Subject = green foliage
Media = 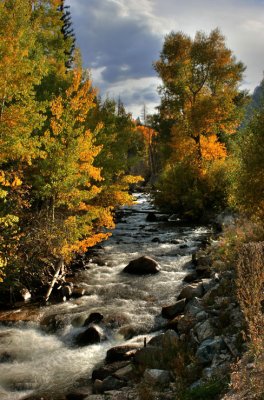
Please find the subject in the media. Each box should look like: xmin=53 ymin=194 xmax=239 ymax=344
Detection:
xmin=88 ymin=97 xmax=144 ymax=207
xmin=181 ymin=379 xmax=228 ymax=400
xmin=229 ymin=103 xmax=264 ymax=221
xmin=154 ymin=158 xmax=228 ymax=219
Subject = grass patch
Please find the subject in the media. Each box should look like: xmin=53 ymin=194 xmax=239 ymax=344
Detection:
xmin=181 ymin=378 xmax=229 ymax=400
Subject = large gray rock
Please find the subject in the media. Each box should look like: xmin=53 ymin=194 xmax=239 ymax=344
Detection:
xmin=123 ymin=256 xmax=160 ymax=275
xmin=195 ymin=319 xmax=215 ymax=342
xmin=178 ymin=283 xmax=204 ymax=301
xmin=75 ymin=326 xmax=101 ymax=346
xmin=196 ymin=337 xmax=225 ymax=365
xmin=184 ymin=297 xmax=204 ymax=316
xmin=162 ymin=299 xmax=186 ymax=319
xmin=113 ymin=363 xmax=135 ymax=381
xmin=148 ymin=330 xmax=179 ymax=348
xmin=143 ymin=369 xmax=171 ymax=386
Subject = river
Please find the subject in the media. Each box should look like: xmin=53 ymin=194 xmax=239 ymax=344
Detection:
xmin=0 ymin=193 xmax=211 ymax=399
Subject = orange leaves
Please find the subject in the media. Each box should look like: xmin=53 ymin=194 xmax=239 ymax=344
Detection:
xmin=170 ymin=125 xmax=196 ymax=162
xmin=201 ymin=134 xmax=227 ymax=161
xmin=121 ymin=175 xmax=144 ymax=185
xmin=136 ymin=125 xmax=157 ymax=145
xmin=62 ymin=233 xmax=111 ymax=258
xmin=66 ymin=70 xmax=95 ymax=120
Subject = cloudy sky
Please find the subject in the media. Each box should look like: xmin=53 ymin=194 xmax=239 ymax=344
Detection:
xmin=66 ymin=0 xmax=264 ymax=118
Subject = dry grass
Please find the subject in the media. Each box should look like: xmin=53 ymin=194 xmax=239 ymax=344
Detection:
xmin=236 ymin=242 xmax=264 ymax=350
xmin=222 ymin=352 xmax=264 ymax=400
xmin=221 ymin=241 xmax=264 ymax=400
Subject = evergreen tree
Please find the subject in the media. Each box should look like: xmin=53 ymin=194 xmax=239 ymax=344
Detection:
xmin=58 ymin=0 xmax=76 ymax=68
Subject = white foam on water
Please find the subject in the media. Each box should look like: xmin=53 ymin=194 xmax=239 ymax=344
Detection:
xmin=0 ymin=193 xmax=211 ymax=399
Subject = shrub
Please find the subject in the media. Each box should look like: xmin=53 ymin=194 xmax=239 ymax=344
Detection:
xmin=229 ymin=106 xmax=264 ymax=221
xmin=154 ymin=158 xmax=228 ymax=219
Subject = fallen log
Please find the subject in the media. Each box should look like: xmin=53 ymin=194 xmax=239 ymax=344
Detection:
xmin=45 ymin=259 xmax=64 ymax=303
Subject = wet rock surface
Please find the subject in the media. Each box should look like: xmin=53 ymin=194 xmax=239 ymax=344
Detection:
xmin=161 ymin=299 xmax=186 ymax=319
xmin=74 ymin=326 xmax=102 ymax=346
xmin=106 ymin=344 xmax=142 ymax=363
xmin=123 ymin=255 xmax=160 ymax=275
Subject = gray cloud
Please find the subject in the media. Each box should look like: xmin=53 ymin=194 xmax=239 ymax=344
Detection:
xmin=67 ymin=0 xmax=162 ymax=84
xmin=66 ymin=0 xmax=264 ymax=117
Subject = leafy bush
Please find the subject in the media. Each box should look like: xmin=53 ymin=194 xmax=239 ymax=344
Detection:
xmin=229 ymin=105 xmax=264 ymax=221
xmin=154 ymin=159 xmax=228 ymax=219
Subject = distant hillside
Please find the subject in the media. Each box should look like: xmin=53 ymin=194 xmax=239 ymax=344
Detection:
xmin=246 ymin=77 xmax=264 ymax=121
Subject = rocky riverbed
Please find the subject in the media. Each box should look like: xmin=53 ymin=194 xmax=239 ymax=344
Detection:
xmin=0 ymin=193 xmax=245 ymax=400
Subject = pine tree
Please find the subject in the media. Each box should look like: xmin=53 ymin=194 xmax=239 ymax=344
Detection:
xmin=58 ymin=0 xmax=76 ymax=68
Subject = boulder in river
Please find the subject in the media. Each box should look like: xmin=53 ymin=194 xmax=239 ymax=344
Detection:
xmin=71 ymin=287 xmax=86 ymax=298
xmin=84 ymin=312 xmax=104 ymax=326
xmin=106 ymin=344 xmax=142 ymax=363
xmin=0 ymin=351 xmax=12 ymax=363
xmin=75 ymin=326 xmax=101 ymax=346
xmin=146 ymin=212 xmax=158 ymax=222
xmin=123 ymin=256 xmax=160 ymax=275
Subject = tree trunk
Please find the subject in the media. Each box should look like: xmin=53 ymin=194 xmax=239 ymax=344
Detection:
xmin=44 ymin=258 xmax=64 ymax=302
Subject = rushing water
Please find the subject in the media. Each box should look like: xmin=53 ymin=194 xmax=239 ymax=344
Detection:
xmin=0 ymin=193 xmax=211 ymax=400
